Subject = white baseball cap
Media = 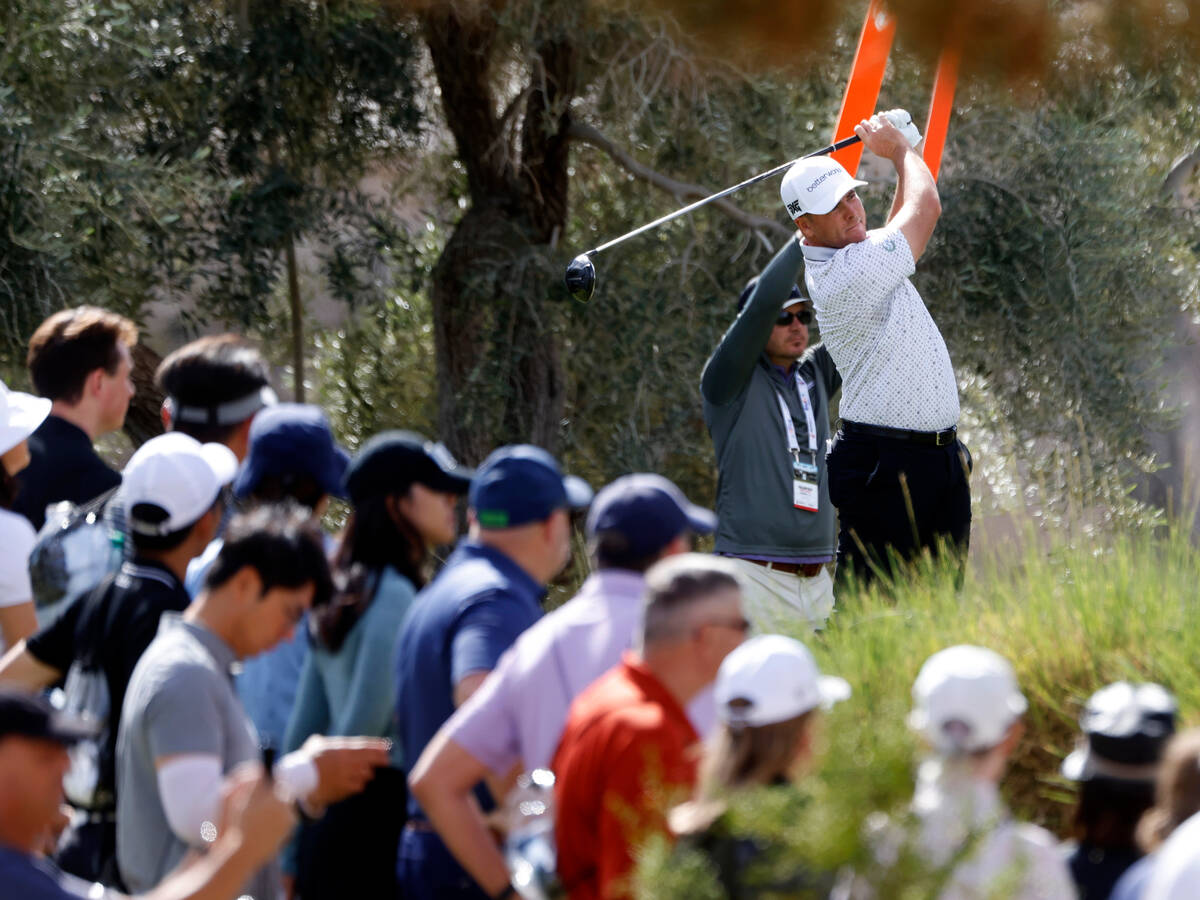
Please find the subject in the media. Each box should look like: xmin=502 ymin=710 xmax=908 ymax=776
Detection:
xmin=780 ymin=157 xmax=868 ymax=218
xmin=908 ymin=645 xmax=1028 ymax=754
xmin=120 ymin=432 xmax=238 ymax=536
xmin=715 ymin=634 xmax=851 ymax=728
xmin=0 ymin=380 xmax=51 ymax=456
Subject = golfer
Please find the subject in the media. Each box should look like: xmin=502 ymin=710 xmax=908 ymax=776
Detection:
xmin=781 ymin=110 xmax=970 ymax=586
xmin=701 ymin=248 xmax=840 ymax=630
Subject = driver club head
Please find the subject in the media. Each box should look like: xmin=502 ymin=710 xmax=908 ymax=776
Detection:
xmin=564 ymin=253 xmax=596 ymax=303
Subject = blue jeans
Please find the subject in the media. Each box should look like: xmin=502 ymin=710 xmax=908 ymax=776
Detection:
xmin=397 ymin=826 xmax=490 ymax=900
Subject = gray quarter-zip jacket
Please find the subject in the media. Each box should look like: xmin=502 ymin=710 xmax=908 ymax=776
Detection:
xmin=701 ymin=237 xmax=841 ymax=559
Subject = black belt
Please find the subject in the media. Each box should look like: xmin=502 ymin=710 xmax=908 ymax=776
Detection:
xmin=841 ymin=420 xmax=958 ymax=447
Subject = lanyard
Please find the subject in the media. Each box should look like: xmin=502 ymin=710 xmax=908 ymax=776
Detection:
xmin=775 ymin=372 xmax=818 ymax=458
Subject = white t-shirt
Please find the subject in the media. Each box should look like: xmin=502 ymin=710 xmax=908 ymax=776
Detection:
xmin=800 ymin=226 xmax=960 ymax=432
xmin=0 ymin=508 xmax=37 ymax=652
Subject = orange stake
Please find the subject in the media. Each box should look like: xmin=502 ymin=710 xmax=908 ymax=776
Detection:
xmin=831 ymin=0 xmax=897 ymax=175
xmin=922 ymin=35 xmax=961 ymax=182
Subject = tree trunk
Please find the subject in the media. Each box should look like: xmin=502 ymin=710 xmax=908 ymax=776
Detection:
xmin=285 ymin=235 xmax=305 ymax=402
xmin=421 ymin=4 xmax=576 ymax=464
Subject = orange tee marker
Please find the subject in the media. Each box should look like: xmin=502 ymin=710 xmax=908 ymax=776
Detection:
xmin=922 ymin=36 xmax=961 ymax=182
xmin=831 ymin=0 xmax=897 ymax=176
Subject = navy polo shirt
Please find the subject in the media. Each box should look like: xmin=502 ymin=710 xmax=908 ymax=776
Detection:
xmin=14 ymin=415 xmax=121 ymax=531
xmin=395 ymin=537 xmax=544 ymax=818
xmin=0 ymin=845 xmax=119 ymax=899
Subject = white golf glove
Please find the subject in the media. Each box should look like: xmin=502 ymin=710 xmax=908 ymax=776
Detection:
xmin=882 ymin=108 xmax=922 ymax=148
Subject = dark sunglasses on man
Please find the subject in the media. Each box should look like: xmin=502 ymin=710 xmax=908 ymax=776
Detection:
xmin=776 ymin=308 xmax=813 ymax=327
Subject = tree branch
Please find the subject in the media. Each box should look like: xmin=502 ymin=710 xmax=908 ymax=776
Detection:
xmin=567 ymin=121 xmax=790 ymax=241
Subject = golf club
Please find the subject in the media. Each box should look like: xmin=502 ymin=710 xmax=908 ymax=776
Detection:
xmin=564 ymin=133 xmax=863 ymax=303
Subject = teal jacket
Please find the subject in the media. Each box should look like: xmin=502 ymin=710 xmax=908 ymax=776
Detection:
xmin=701 ymin=238 xmax=841 ymax=559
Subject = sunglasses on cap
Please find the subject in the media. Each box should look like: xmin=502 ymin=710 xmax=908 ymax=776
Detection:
xmin=776 ymin=309 xmax=813 ymax=327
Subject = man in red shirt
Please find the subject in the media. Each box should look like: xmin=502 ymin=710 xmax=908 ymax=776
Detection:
xmin=553 ymin=554 xmax=748 ymax=900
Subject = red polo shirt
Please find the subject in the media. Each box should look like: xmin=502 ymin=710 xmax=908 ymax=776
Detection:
xmin=552 ymin=653 xmax=700 ymax=900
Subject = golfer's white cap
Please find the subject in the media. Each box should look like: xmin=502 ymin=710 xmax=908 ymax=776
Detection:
xmin=908 ymin=645 xmax=1028 ymax=754
xmin=781 ymin=157 xmax=868 ymax=218
xmin=715 ymin=634 xmax=850 ymax=728
xmin=120 ymin=432 xmax=238 ymax=536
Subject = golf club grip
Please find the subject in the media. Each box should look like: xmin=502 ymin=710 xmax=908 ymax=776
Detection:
xmin=805 ymin=134 xmax=863 ymax=158
xmin=587 ymin=134 xmax=864 ymax=257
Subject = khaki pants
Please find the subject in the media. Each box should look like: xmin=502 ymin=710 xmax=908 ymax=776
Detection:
xmin=730 ymin=558 xmax=835 ymax=632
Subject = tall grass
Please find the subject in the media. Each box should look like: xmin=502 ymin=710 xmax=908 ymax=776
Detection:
xmin=637 ymin=522 xmax=1200 ymax=896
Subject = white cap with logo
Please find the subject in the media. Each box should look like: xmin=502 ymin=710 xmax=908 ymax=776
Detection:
xmin=715 ymin=634 xmax=851 ymax=728
xmin=908 ymin=645 xmax=1028 ymax=754
xmin=120 ymin=432 xmax=238 ymax=536
xmin=781 ymin=157 xmax=869 ymax=218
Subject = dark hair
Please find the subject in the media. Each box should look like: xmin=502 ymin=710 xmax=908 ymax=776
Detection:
xmin=247 ymin=473 xmax=326 ymax=511
xmin=155 ymin=335 xmax=271 ymax=444
xmin=26 ymin=306 xmax=138 ymax=403
xmin=591 ymin=529 xmax=687 ymax=574
xmin=127 ymin=499 xmax=214 ymax=553
xmin=0 ymin=469 xmax=18 ymax=510
xmin=312 ymin=493 xmax=425 ymax=652
xmin=203 ymin=503 xmax=332 ymax=607
xmin=1072 ymin=778 xmax=1156 ymax=848
xmin=1137 ymin=729 xmax=1200 ymax=851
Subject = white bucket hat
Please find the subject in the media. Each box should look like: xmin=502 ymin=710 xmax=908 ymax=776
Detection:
xmin=0 ymin=380 xmax=52 ymax=457
xmin=908 ymin=645 xmax=1028 ymax=754
xmin=781 ymin=157 xmax=868 ymax=218
xmin=119 ymin=432 xmax=238 ymax=536
xmin=715 ymin=634 xmax=850 ymax=728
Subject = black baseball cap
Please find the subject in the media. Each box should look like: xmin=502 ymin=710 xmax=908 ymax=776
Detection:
xmin=0 ymin=689 xmax=96 ymax=745
xmin=737 ymin=277 xmax=806 ymax=314
xmin=343 ymin=430 xmax=474 ymax=504
xmin=586 ymin=474 xmax=716 ymax=557
xmin=1061 ymin=681 xmax=1177 ymax=782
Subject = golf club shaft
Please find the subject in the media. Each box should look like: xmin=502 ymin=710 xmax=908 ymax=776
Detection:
xmin=586 ymin=134 xmax=863 ymax=257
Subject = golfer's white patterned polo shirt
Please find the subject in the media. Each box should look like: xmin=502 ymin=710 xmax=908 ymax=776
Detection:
xmin=800 ymin=224 xmax=959 ymax=431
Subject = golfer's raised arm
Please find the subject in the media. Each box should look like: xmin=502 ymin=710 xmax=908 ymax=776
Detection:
xmin=856 ymin=114 xmax=941 ymax=261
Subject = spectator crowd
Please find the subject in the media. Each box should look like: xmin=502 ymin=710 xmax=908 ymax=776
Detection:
xmin=0 ymin=113 xmax=1195 ymax=900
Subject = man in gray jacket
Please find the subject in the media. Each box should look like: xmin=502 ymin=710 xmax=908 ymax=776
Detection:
xmin=701 ymin=238 xmax=841 ymax=630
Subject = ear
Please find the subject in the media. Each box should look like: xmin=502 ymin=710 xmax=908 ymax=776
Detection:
xmin=160 ymin=401 xmax=172 ymax=431
xmin=228 ymin=564 xmax=264 ymax=602
xmin=1000 ymin=719 xmax=1026 ymax=755
xmin=795 ymin=217 xmax=815 ymax=240
xmin=84 ymin=367 xmax=107 ymax=398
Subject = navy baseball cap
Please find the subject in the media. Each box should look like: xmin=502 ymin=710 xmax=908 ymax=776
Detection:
xmin=737 ymin=278 xmax=806 ymax=314
xmin=343 ymin=430 xmax=474 ymax=504
xmin=469 ymin=444 xmax=593 ymax=529
xmin=0 ymin=689 xmax=96 ymax=745
xmin=233 ymin=403 xmax=350 ymax=500
xmin=586 ymin=474 xmax=716 ymax=557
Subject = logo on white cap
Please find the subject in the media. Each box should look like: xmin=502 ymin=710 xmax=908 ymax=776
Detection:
xmin=120 ymin=433 xmax=238 ymax=536
xmin=780 ymin=157 xmax=869 ymax=218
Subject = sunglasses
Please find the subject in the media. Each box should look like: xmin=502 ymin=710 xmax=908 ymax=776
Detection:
xmin=776 ymin=309 xmax=813 ymax=327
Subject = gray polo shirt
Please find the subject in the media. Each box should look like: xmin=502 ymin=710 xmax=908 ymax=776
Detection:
xmin=115 ymin=617 xmax=271 ymax=897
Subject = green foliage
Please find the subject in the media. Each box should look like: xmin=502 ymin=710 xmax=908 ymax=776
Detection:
xmin=0 ymin=0 xmax=212 ymax=367
xmin=636 ymin=522 xmax=1200 ymax=896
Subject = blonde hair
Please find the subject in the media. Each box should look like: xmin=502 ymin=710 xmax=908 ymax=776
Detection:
xmin=670 ymin=711 xmax=815 ymax=836
xmin=1137 ymin=728 xmax=1200 ymax=852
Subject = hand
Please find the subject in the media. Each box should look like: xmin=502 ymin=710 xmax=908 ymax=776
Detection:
xmin=880 ymin=108 xmax=922 ymax=148
xmin=853 ymin=114 xmax=912 ymax=164
xmin=303 ymin=735 xmax=391 ymax=810
xmin=217 ymin=763 xmax=297 ymax=867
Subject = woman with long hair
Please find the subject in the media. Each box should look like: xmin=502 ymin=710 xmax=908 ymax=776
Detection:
xmin=0 ymin=380 xmax=51 ymax=652
xmin=283 ymin=431 xmax=473 ymax=899
xmin=668 ymin=634 xmax=849 ymax=897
